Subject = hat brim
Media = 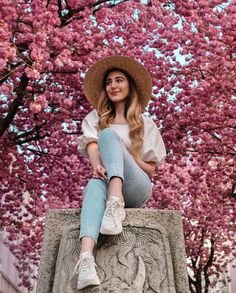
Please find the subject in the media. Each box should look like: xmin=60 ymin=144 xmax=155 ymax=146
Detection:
xmin=84 ymin=55 xmax=152 ymax=109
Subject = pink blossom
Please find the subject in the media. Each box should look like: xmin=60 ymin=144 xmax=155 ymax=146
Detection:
xmin=0 ymin=58 xmax=7 ymax=71
xmin=29 ymin=101 xmax=42 ymax=113
xmin=63 ymin=98 xmax=73 ymax=108
xmin=25 ymin=67 xmax=40 ymax=80
xmin=35 ymin=94 xmax=48 ymax=109
xmin=67 ymin=0 xmax=78 ymax=9
xmin=30 ymin=48 xmax=45 ymax=62
xmin=0 ymin=84 xmax=13 ymax=95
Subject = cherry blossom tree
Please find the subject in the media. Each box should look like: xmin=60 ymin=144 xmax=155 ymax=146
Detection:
xmin=0 ymin=0 xmax=235 ymax=292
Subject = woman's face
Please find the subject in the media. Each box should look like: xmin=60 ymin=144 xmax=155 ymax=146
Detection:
xmin=105 ymin=70 xmax=129 ymax=105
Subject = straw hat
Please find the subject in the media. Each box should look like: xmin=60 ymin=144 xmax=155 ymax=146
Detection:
xmin=83 ymin=55 xmax=152 ymax=109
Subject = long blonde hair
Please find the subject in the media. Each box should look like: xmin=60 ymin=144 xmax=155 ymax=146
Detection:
xmin=97 ymin=69 xmax=144 ymax=158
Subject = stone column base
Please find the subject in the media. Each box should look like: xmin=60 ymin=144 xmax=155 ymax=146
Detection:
xmin=36 ymin=209 xmax=189 ymax=293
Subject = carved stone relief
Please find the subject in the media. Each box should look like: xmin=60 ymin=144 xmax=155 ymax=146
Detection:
xmin=36 ymin=209 xmax=189 ymax=293
xmin=53 ymin=225 xmax=176 ymax=293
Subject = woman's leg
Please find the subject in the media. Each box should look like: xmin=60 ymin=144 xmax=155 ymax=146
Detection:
xmin=122 ymin=146 xmax=152 ymax=208
xmin=98 ymin=128 xmax=152 ymax=234
xmin=79 ymin=178 xmax=108 ymax=250
xmin=98 ymin=128 xmax=152 ymax=207
xmin=108 ymin=177 xmax=123 ymax=200
xmin=98 ymin=128 xmax=125 ymax=201
xmin=76 ymin=128 xmax=152 ymax=289
xmin=98 ymin=128 xmax=126 ymax=234
xmin=77 ymin=178 xmax=108 ymax=289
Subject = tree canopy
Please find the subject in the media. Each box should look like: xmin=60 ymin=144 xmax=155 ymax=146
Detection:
xmin=0 ymin=0 xmax=235 ymax=292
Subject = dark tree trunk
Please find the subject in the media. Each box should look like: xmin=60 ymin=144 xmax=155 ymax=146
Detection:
xmin=204 ymin=239 xmax=214 ymax=293
xmin=195 ymin=273 xmax=202 ymax=293
xmin=0 ymin=73 xmax=28 ymax=137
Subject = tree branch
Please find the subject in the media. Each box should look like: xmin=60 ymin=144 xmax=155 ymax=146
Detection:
xmin=17 ymin=133 xmax=50 ymax=145
xmin=0 ymin=73 xmax=28 ymax=137
xmin=10 ymin=123 xmax=47 ymax=141
xmin=60 ymin=0 xmax=130 ymax=26
xmin=27 ymin=147 xmax=48 ymax=156
xmin=188 ymin=275 xmax=196 ymax=293
xmin=203 ymin=238 xmax=214 ymax=293
xmin=205 ymin=129 xmax=236 ymax=154
xmin=0 ymin=62 xmax=23 ymax=84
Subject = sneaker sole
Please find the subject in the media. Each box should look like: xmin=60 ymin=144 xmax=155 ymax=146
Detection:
xmin=100 ymin=226 xmax=123 ymax=235
xmin=77 ymin=277 xmax=101 ymax=290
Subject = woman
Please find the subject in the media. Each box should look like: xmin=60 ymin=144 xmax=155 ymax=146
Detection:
xmin=75 ymin=55 xmax=166 ymax=290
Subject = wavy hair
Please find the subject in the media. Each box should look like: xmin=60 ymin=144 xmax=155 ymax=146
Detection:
xmin=97 ymin=69 xmax=144 ymax=158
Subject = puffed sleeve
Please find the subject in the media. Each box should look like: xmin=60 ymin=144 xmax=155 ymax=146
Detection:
xmin=77 ymin=110 xmax=99 ymax=158
xmin=141 ymin=114 xmax=166 ymax=167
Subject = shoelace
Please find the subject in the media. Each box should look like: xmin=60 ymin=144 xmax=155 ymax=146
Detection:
xmin=73 ymin=256 xmax=96 ymax=275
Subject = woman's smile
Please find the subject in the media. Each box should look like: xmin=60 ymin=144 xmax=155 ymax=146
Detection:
xmin=110 ymin=90 xmax=120 ymax=96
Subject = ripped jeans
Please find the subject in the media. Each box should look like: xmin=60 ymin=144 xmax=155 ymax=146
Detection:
xmin=79 ymin=128 xmax=152 ymax=243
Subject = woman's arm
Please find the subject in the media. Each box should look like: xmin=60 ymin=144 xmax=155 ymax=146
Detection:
xmin=133 ymin=156 xmax=156 ymax=179
xmin=86 ymin=142 xmax=107 ymax=179
xmin=86 ymin=142 xmax=102 ymax=168
xmin=87 ymin=142 xmax=155 ymax=179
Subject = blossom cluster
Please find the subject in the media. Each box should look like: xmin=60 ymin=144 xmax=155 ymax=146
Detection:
xmin=0 ymin=0 xmax=235 ymax=291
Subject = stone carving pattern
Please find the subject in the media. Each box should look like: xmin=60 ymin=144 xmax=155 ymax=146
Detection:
xmin=53 ymin=226 xmax=176 ymax=293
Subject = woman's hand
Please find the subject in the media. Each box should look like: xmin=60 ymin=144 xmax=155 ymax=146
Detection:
xmin=92 ymin=165 xmax=108 ymax=180
xmin=86 ymin=143 xmax=107 ymax=180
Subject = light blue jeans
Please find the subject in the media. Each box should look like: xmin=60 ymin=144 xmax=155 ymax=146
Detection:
xmin=80 ymin=128 xmax=152 ymax=243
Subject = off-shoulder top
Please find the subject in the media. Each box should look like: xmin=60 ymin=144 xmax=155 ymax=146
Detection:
xmin=77 ymin=110 xmax=166 ymax=167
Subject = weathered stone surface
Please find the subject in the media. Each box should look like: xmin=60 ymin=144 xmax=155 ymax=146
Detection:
xmin=36 ymin=209 xmax=189 ymax=293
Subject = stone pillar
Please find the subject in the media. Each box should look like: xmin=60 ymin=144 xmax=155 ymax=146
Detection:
xmin=36 ymin=209 xmax=189 ymax=293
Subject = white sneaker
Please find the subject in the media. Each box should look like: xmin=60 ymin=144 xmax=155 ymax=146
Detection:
xmin=73 ymin=252 xmax=101 ymax=290
xmin=100 ymin=196 xmax=126 ymax=235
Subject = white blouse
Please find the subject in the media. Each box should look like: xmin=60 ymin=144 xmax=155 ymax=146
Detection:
xmin=77 ymin=110 xmax=166 ymax=167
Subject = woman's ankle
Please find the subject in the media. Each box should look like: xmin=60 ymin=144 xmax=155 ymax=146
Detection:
xmin=108 ymin=176 xmax=123 ymax=197
xmin=80 ymin=236 xmax=95 ymax=256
